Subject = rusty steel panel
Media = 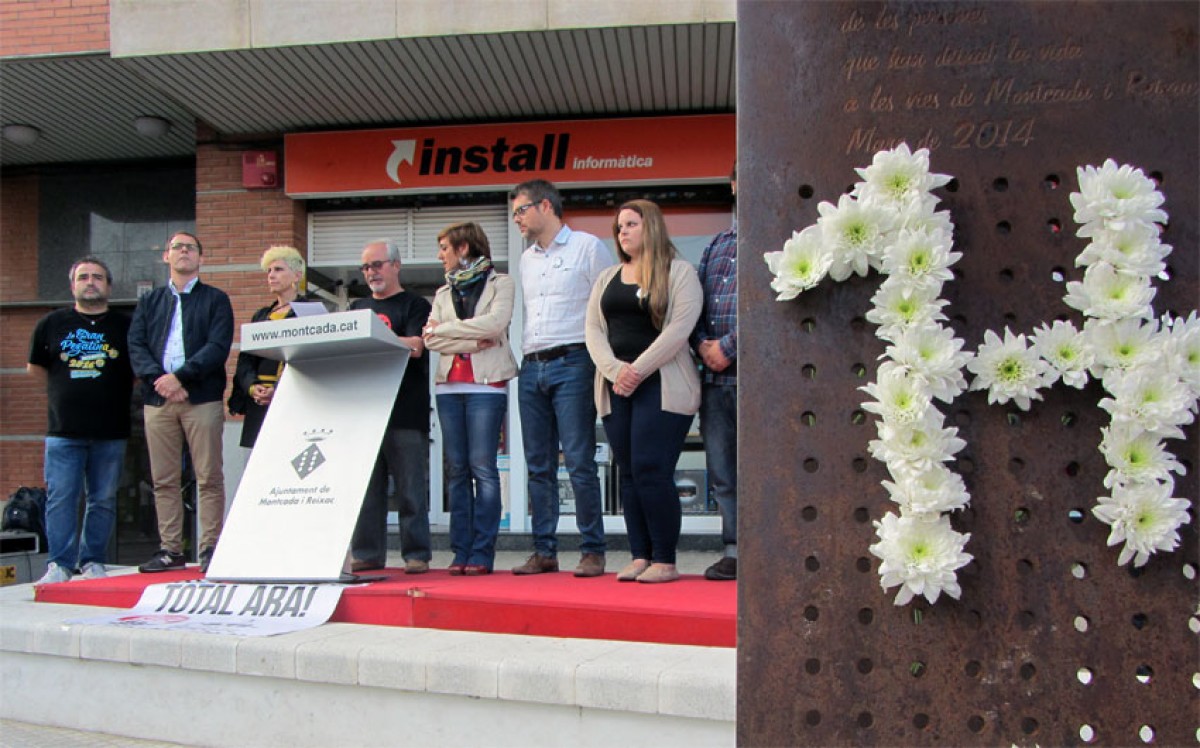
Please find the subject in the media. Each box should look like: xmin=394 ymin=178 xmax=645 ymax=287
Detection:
xmin=737 ymin=2 xmax=1198 ymax=746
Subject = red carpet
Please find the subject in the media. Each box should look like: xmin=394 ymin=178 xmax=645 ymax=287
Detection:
xmin=35 ymin=568 xmax=736 ymax=647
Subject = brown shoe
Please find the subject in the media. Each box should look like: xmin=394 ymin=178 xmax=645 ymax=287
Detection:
xmin=351 ymin=559 xmax=384 ymax=573
xmin=404 ymin=559 xmax=430 ymax=574
xmin=574 ymin=552 xmax=606 ymax=578
xmin=511 ymin=553 xmax=559 ymax=575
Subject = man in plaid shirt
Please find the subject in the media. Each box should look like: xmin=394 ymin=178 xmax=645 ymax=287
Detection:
xmin=692 ymin=164 xmax=738 ymax=581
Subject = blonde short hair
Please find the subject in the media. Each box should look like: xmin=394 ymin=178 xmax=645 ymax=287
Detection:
xmin=260 ymin=245 xmax=305 ymax=274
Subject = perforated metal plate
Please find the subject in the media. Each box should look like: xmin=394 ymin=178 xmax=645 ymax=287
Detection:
xmin=738 ymin=2 xmax=1198 ymax=745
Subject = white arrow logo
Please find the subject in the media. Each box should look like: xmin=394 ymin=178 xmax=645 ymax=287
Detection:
xmin=386 ymin=140 xmax=416 ymax=184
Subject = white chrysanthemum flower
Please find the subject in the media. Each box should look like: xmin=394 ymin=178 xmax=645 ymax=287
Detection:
xmin=1075 ymin=222 xmax=1170 ymax=278
xmin=1092 ymin=480 xmax=1191 ymax=567
xmin=1099 ymin=424 xmax=1186 ymax=489
xmin=1063 ymin=262 xmax=1156 ymax=321
xmin=1099 ymin=367 xmax=1196 ymax=438
xmin=870 ymin=511 xmax=972 ymax=605
xmin=1161 ymin=311 xmax=1200 ymax=398
xmin=966 ymin=328 xmax=1052 ymax=411
xmin=879 ymin=227 xmax=960 ymax=292
xmin=882 ymin=464 xmax=970 ymax=515
xmin=901 ymin=207 xmax=954 ymax=237
xmin=868 ymin=409 xmax=966 ymax=475
xmin=860 ymin=365 xmax=933 ymax=425
xmin=1031 ymin=320 xmax=1093 ymax=389
xmin=882 ymin=324 xmax=970 ymax=402
xmin=865 ymin=277 xmax=949 ymax=337
xmin=816 ymin=194 xmax=895 ymax=281
xmin=764 ymin=227 xmax=832 ymax=301
xmin=1070 ymin=159 xmax=1167 ymax=231
xmin=852 ymin=143 xmax=952 ymax=215
xmin=1083 ymin=317 xmax=1160 ymax=384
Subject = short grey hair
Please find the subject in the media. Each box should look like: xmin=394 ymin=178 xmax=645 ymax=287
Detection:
xmin=365 ymin=238 xmax=402 ymax=263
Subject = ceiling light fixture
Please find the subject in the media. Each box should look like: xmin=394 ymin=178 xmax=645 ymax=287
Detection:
xmin=2 ymin=124 xmax=41 ymax=145
xmin=134 ymin=116 xmax=171 ymax=138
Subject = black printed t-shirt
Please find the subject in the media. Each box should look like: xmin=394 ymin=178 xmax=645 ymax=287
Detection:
xmin=350 ymin=291 xmax=432 ymax=433
xmin=28 ymin=307 xmax=135 ymax=439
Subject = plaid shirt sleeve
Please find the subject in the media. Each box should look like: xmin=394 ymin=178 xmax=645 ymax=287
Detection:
xmin=693 ymin=227 xmax=738 ymax=385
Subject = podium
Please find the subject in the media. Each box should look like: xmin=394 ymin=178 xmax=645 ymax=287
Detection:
xmin=206 ymin=310 xmax=410 ymax=582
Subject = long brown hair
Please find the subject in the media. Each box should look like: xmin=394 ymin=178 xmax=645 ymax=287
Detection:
xmin=612 ymin=199 xmax=677 ymax=328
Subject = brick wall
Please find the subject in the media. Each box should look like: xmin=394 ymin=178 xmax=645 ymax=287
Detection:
xmin=0 ymin=309 xmax=51 ymax=488
xmin=0 ymin=0 xmax=110 ymax=57
xmin=0 ymin=174 xmax=45 ymax=489
xmin=0 ymin=174 xmax=39 ymax=303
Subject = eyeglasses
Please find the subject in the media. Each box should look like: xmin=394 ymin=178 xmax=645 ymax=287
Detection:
xmin=512 ymin=202 xmax=540 ymax=219
xmin=359 ymin=260 xmax=393 ymax=273
xmin=169 ymin=241 xmax=199 ymax=252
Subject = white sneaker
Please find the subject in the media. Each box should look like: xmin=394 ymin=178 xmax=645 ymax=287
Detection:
xmin=77 ymin=562 xmax=108 ymax=580
xmin=35 ymin=562 xmax=72 ymax=585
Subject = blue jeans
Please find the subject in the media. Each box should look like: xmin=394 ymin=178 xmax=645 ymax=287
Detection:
xmin=352 ymin=428 xmax=432 ymax=566
xmin=518 ymin=347 xmax=605 ymax=556
xmin=603 ymin=375 xmax=692 ymax=564
xmin=437 ymin=392 xmax=507 ymax=568
xmin=701 ymin=383 xmax=738 ymax=554
xmin=43 ymin=436 xmax=127 ymax=569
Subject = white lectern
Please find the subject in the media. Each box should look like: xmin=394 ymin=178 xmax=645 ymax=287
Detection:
xmin=206 ymin=309 xmax=410 ymax=582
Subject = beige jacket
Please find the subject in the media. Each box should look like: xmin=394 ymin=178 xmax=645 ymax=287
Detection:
xmin=585 ymin=259 xmax=703 ymax=417
xmin=425 ymin=273 xmax=519 ymax=385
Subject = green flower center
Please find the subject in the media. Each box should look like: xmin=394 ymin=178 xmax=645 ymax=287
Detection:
xmin=997 ymin=356 xmax=1027 ymax=382
xmin=845 ymin=223 xmax=868 ymax=246
xmin=887 ymin=173 xmax=911 ymax=198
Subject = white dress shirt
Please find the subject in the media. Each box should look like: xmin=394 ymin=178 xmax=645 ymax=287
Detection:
xmin=520 ymin=225 xmax=615 ymax=355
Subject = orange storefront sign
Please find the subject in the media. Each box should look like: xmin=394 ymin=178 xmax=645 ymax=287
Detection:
xmin=284 ymin=114 xmax=734 ymax=197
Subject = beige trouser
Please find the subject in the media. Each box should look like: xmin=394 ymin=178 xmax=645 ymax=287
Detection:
xmin=144 ymin=400 xmax=226 ymax=553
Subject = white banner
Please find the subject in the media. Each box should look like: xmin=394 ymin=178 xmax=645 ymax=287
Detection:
xmin=68 ymin=582 xmax=344 ymax=637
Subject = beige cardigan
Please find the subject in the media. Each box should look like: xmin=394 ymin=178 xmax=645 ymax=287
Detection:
xmin=425 ymin=273 xmax=519 ymax=385
xmin=585 ymin=259 xmax=703 ymax=417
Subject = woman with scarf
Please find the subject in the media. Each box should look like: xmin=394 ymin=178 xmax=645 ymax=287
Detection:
xmin=423 ymin=222 xmax=517 ymax=576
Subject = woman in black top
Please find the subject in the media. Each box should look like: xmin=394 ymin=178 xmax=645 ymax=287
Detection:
xmin=231 ymin=246 xmax=311 ymax=448
xmin=585 ymin=200 xmax=703 ymax=583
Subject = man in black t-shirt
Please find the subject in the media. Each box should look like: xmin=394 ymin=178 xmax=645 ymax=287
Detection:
xmin=348 ymin=238 xmax=433 ymax=574
xmin=28 ymin=256 xmax=134 ymax=584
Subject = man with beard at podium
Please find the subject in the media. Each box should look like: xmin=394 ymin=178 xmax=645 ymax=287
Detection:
xmin=349 ymin=238 xmax=433 ymax=575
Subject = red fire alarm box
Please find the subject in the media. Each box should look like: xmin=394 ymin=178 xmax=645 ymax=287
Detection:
xmin=242 ymin=151 xmax=278 ymax=189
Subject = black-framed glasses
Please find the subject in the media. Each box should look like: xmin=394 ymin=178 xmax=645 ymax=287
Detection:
xmin=512 ymin=202 xmax=540 ymax=219
xmin=359 ymin=260 xmax=392 ymax=273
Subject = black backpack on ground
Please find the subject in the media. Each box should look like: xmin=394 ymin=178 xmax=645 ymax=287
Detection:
xmin=2 ymin=486 xmax=48 ymax=551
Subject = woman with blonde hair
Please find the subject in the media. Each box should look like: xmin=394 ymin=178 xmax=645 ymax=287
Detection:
xmin=424 ymin=222 xmax=518 ymax=575
xmin=231 ymin=245 xmax=315 ymax=448
xmin=585 ymin=200 xmax=702 ymax=583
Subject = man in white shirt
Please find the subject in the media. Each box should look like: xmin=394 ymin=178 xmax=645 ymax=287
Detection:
xmin=509 ymin=179 xmax=615 ymax=577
